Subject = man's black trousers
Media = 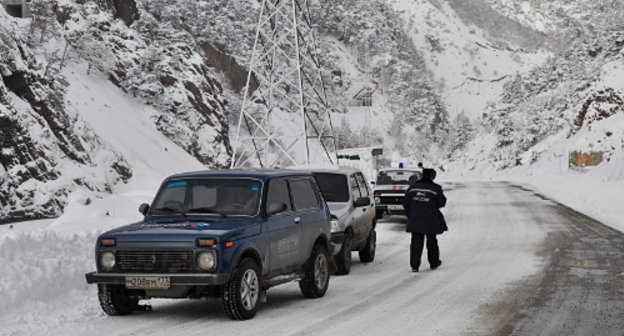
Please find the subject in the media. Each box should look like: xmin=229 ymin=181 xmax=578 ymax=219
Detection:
xmin=410 ymin=233 xmax=440 ymax=270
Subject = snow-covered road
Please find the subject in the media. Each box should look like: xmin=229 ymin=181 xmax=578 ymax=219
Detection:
xmin=1 ymin=182 xmax=622 ymax=335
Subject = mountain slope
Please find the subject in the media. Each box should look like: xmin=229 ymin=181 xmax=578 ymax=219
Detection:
xmin=483 ymin=0 xmax=624 ymax=41
xmin=0 ymin=10 xmax=131 ymax=219
xmin=0 ymin=0 xmax=232 ymax=220
xmin=58 ymin=0 xmax=232 ymax=167
xmin=445 ymin=31 xmax=624 ymax=172
xmin=386 ymin=0 xmax=550 ymax=120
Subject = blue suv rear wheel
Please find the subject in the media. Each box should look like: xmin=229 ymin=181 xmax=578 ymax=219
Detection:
xmin=299 ymin=244 xmax=330 ymax=298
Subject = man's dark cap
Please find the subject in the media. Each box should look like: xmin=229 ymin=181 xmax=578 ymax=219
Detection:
xmin=423 ymin=168 xmax=436 ymax=180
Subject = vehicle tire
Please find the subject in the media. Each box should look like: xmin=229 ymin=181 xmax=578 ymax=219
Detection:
xmin=334 ymin=233 xmax=352 ymax=275
xmin=375 ymin=209 xmax=384 ymax=219
xmin=222 ymin=258 xmax=261 ymax=320
xmin=299 ymin=244 xmax=330 ymax=298
xmin=97 ymin=284 xmax=138 ymax=316
xmin=358 ymin=229 xmax=376 ymax=263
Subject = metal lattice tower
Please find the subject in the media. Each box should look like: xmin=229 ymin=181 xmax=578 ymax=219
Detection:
xmin=231 ymin=0 xmax=338 ymax=168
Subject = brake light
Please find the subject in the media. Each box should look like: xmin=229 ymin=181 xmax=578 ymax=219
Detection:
xmin=373 ymin=191 xmax=381 ymax=196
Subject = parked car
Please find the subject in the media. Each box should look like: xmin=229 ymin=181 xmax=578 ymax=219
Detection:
xmin=302 ymin=166 xmax=377 ymax=275
xmin=373 ymin=167 xmax=422 ymax=218
xmin=85 ymin=169 xmax=333 ymax=320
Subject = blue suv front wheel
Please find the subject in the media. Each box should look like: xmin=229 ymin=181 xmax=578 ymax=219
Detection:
xmin=222 ymin=258 xmax=261 ymax=320
xmin=97 ymin=284 xmax=138 ymax=316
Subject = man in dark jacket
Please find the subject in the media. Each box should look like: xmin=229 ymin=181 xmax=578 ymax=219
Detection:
xmin=403 ymin=168 xmax=447 ymax=272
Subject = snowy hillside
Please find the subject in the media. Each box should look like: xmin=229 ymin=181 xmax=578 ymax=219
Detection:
xmin=1 ymin=0 xmax=623 ymax=226
xmin=446 ymin=31 xmax=624 ymax=171
xmin=441 ymin=29 xmax=624 ymax=228
xmin=315 ymin=0 xmax=449 ymax=159
xmin=57 ymin=0 xmax=232 ymax=167
xmin=1 ymin=1 xmax=624 ymax=334
xmin=146 ymin=0 xmax=452 ymax=160
xmin=0 ymin=10 xmax=131 ymax=220
xmin=0 ymin=0 xmax=231 ymax=220
xmin=387 ymin=0 xmax=549 ymax=120
xmin=5 ymin=0 xmax=448 ymax=220
xmin=483 ymin=0 xmax=624 ymax=42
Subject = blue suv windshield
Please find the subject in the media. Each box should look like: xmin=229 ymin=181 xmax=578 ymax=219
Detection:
xmin=150 ymin=178 xmax=263 ymax=217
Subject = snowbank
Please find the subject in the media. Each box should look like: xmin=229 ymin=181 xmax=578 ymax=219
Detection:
xmin=508 ymin=152 xmax=624 ymax=234
xmin=0 ymin=224 xmax=99 ymax=336
xmin=442 ymin=149 xmax=624 ymax=234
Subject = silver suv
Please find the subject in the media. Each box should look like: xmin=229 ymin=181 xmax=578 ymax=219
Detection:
xmin=306 ymin=167 xmax=377 ymax=275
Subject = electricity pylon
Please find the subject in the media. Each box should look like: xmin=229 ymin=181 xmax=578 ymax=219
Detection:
xmin=231 ymin=0 xmax=338 ymax=168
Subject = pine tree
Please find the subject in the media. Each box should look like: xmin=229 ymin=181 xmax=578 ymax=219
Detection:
xmin=28 ymin=0 xmax=59 ymax=45
xmin=447 ymin=112 xmax=474 ymax=155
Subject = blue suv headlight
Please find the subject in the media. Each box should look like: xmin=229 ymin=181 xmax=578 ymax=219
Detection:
xmin=100 ymin=252 xmax=115 ymax=271
xmin=197 ymin=251 xmax=217 ymax=271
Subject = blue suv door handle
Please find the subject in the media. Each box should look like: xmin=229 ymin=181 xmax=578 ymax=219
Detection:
xmin=294 ymin=217 xmax=301 ymax=224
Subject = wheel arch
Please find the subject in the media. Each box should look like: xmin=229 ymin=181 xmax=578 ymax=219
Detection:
xmin=314 ymin=233 xmax=331 ymax=253
xmin=344 ymin=226 xmax=354 ymax=238
xmin=343 ymin=226 xmax=357 ymax=249
xmin=231 ymin=246 xmax=263 ymax=280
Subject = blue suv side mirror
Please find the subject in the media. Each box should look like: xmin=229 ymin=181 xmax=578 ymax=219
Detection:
xmin=267 ymin=202 xmax=287 ymax=216
xmin=139 ymin=203 xmax=150 ymax=216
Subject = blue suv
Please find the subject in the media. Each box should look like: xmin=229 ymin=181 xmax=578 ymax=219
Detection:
xmin=85 ymin=170 xmax=333 ymax=320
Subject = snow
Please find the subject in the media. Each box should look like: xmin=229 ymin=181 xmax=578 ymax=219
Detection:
xmin=513 ymin=170 xmax=624 ymax=234
xmin=440 ymin=29 xmax=624 ymax=234
xmin=386 ymin=0 xmax=549 ymax=119
xmin=5 ymin=61 xmax=213 ymax=235
xmin=0 ymin=182 xmax=549 ymax=335
xmin=483 ymin=0 xmax=624 ymax=38
xmin=323 ymin=34 xmax=395 ymax=147
xmin=62 ymin=62 xmax=205 ymax=185
xmin=598 ymin=61 xmax=624 ymax=91
xmin=443 ymin=138 xmax=624 ymax=234
xmin=1 ymin=0 xmax=624 ymax=333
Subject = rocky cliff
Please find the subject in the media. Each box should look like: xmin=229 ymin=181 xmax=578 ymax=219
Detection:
xmin=0 ymin=11 xmax=131 ymax=220
xmin=0 ymin=0 xmax=232 ymax=220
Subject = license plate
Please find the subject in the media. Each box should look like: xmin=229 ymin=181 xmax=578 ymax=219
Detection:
xmin=125 ymin=276 xmax=171 ymax=289
xmin=388 ymin=205 xmax=403 ymax=210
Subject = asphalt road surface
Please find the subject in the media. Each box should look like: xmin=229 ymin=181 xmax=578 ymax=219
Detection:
xmin=492 ymin=185 xmax=624 ymax=336
xmin=5 ymin=182 xmax=623 ymax=335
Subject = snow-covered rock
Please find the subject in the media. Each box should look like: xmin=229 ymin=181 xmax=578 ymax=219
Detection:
xmin=58 ymin=0 xmax=232 ymax=167
xmin=0 ymin=0 xmax=233 ymax=221
xmin=0 ymin=9 xmax=131 ymax=220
